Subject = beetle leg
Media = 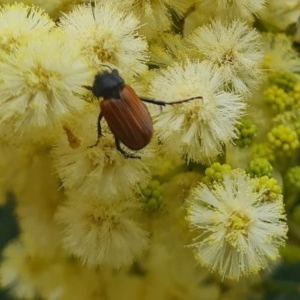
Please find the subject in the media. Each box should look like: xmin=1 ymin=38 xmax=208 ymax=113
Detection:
xmin=139 ymin=96 xmax=202 ymax=106
xmin=88 ymin=112 xmax=103 ymax=148
xmin=114 ymin=137 xmax=141 ymax=159
xmin=83 ymin=85 xmax=93 ymax=90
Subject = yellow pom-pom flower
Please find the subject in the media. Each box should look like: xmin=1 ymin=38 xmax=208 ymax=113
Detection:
xmin=188 ymin=19 xmax=263 ymax=95
xmin=150 ymin=61 xmax=245 ymax=163
xmin=56 ymin=193 xmax=149 ymax=268
xmin=53 ymin=103 xmax=151 ymax=199
xmin=0 ymin=3 xmax=54 ymax=57
xmin=186 ymin=169 xmax=287 ymax=280
xmin=0 ymin=30 xmax=91 ymax=141
xmin=59 ymin=2 xmax=148 ymax=76
xmin=196 ymin=0 xmax=266 ymax=21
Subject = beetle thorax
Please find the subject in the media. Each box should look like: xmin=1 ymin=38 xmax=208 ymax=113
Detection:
xmin=92 ymin=69 xmax=125 ymax=98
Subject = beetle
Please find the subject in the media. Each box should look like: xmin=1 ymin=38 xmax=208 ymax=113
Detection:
xmin=84 ymin=68 xmax=202 ymax=158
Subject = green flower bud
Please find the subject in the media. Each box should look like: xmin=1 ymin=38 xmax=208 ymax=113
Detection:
xmin=202 ymin=163 xmax=231 ymax=184
xmin=255 ymin=176 xmax=282 ymax=201
xmin=235 ymin=118 xmax=257 ymax=148
xmin=268 ymin=71 xmax=298 ymax=92
xmin=268 ymin=125 xmax=299 ymax=157
xmin=284 ymin=166 xmax=300 ymax=193
xmin=246 ymin=158 xmax=273 ymax=178
xmin=250 ymin=143 xmax=275 ymax=162
xmin=140 ymin=179 xmax=163 ymax=212
xmin=263 ymin=85 xmax=293 ymax=113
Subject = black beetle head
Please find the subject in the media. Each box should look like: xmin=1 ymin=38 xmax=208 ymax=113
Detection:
xmin=91 ymin=69 xmax=124 ymax=99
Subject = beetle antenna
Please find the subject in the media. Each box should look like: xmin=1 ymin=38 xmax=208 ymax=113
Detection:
xmin=167 ymin=95 xmax=203 ymax=104
xmin=99 ymin=63 xmax=113 ymax=71
xmin=139 ymin=96 xmax=202 ymax=106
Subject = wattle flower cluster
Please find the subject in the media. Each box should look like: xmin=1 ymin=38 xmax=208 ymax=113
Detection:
xmin=0 ymin=1 xmax=299 ymax=299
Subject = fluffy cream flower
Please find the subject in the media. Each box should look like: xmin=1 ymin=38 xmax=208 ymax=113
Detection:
xmin=186 ymin=169 xmax=288 ymax=280
xmin=149 ymin=33 xmax=194 ymax=67
xmin=56 ymin=193 xmax=149 ymax=268
xmin=53 ymin=102 xmax=151 ymax=199
xmin=259 ymin=0 xmax=300 ymax=30
xmin=0 ymin=240 xmax=59 ymax=299
xmin=188 ymin=19 xmax=263 ymax=95
xmin=196 ymin=0 xmax=266 ymax=20
xmin=0 ymin=3 xmax=54 ymax=57
xmin=149 ymin=61 xmax=245 ymax=163
xmin=262 ymin=33 xmax=300 ymax=73
xmin=0 ymin=30 xmax=91 ymax=141
xmin=59 ymin=2 xmax=148 ymax=76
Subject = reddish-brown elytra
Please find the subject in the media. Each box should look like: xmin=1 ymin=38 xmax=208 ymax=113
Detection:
xmin=84 ymin=68 xmax=202 ymax=158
